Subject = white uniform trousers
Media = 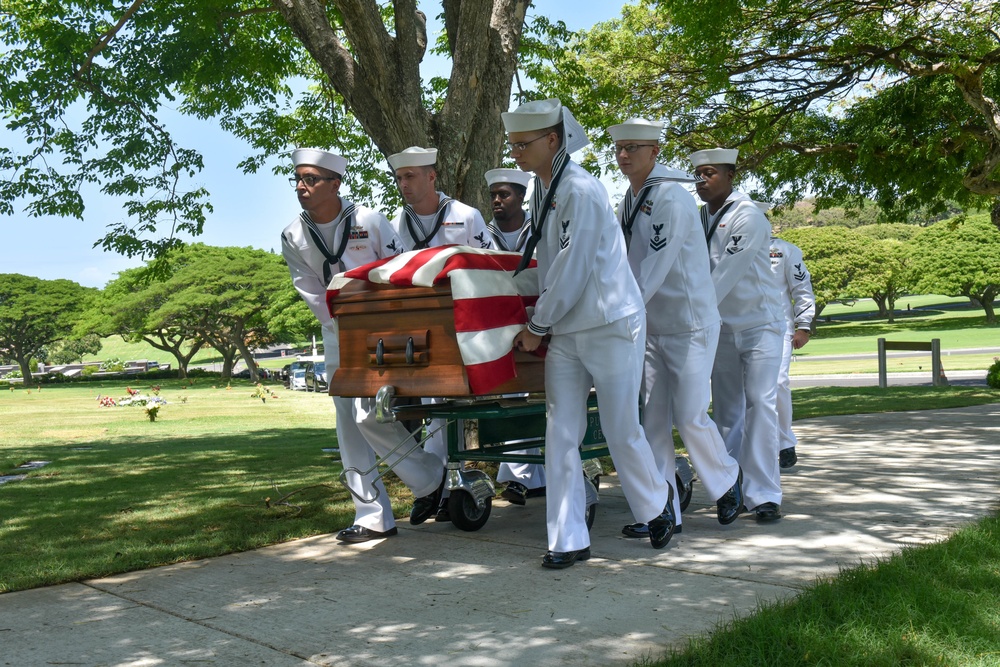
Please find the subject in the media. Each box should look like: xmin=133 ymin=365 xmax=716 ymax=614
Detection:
xmin=334 ymin=396 xmax=443 ymax=533
xmin=497 ymin=455 xmax=546 ymax=488
xmin=544 ymin=313 xmax=669 ymax=552
xmin=419 ymin=399 xmax=454 ymax=500
xmin=644 ymin=323 xmax=740 ymax=512
xmin=777 ymin=331 xmax=797 ymax=452
xmin=710 ymin=322 xmax=784 ymax=509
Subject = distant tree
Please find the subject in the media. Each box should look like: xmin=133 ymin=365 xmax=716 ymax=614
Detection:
xmin=867 ymin=240 xmax=914 ymax=322
xmin=0 ymin=275 xmax=90 ymax=383
xmin=910 ymin=215 xmax=1000 ymax=324
xmin=154 ymin=244 xmax=296 ymax=381
xmin=779 ymin=227 xmax=884 ymax=325
xmin=85 ymin=267 xmax=205 ymax=378
xmin=48 ymin=334 xmax=103 ymax=365
xmin=536 ymin=0 xmax=1000 ymax=227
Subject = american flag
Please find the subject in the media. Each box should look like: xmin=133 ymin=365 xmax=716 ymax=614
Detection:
xmin=327 ymin=246 xmax=539 ymax=394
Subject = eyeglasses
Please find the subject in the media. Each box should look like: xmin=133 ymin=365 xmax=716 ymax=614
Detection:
xmin=289 ymin=174 xmax=338 ymax=188
xmin=506 ymin=134 xmax=551 ymax=152
xmin=615 ymin=143 xmax=657 ymax=154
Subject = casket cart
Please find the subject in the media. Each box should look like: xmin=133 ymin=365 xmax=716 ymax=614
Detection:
xmin=327 ymin=276 xmax=695 ymax=531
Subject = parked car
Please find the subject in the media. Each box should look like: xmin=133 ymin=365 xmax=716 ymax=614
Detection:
xmin=288 ymin=361 xmax=310 ymax=391
xmin=305 ymin=361 xmax=328 ymax=393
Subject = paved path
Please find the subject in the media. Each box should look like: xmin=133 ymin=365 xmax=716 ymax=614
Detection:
xmin=2 ymin=404 xmax=999 ymax=667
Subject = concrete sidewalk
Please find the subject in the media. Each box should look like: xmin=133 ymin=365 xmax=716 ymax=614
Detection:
xmin=2 ymin=404 xmax=999 ymax=667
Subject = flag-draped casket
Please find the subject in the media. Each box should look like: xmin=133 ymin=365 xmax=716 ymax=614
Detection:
xmin=325 ymin=246 xmax=544 ymax=397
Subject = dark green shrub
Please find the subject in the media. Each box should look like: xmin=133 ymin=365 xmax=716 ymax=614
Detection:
xmin=987 ymin=358 xmax=1000 ymax=390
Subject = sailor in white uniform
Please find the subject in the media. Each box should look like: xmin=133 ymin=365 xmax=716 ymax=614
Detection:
xmin=387 ymin=146 xmax=494 ymax=520
xmin=768 ymin=234 xmax=816 ymax=468
xmin=690 ymin=147 xmax=786 ymax=522
xmin=607 ymin=119 xmax=745 ymax=537
xmin=483 ymin=167 xmax=546 ymax=505
xmin=504 ymin=98 xmax=675 ymax=569
xmin=389 ymin=146 xmax=494 ymax=252
xmin=281 ymin=148 xmax=445 ymax=543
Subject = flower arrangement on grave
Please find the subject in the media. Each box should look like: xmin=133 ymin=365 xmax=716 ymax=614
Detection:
xmin=250 ymin=383 xmax=278 ymax=403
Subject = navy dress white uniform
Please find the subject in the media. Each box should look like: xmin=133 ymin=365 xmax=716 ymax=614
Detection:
xmin=769 ymin=235 xmax=815 ymax=467
xmin=281 ymin=148 xmax=444 ymax=542
xmin=504 ymin=99 xmax=675 ymax=568
xmin=691 ymin=147 xmax=786 ymax=521
xmin=387 ymin=146 xmax=493 ymax=519
xmin=484 ymin=168 xmax=547 ymax=500
xmin=607 ymin=119 xmax=744 ymax=532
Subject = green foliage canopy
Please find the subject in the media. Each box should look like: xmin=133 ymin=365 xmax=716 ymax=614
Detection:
xmin=909 ymin=215 xmax=1000 ymax=323
xmin=537 ymin=0 xmax=1000 ymax=225
xmin=0 ymin=274 xmax=91 ymax=382
xmin=1 ymin=1 xmax=531 ymax=259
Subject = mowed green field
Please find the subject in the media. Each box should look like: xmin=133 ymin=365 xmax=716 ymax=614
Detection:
xmin=0 ymin=380 xmax=414 ymax=593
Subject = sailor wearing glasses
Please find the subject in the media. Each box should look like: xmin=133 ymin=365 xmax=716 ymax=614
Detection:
xmin=607 ymin=119 xmax=745 ymax=538
xmin=504 ymin=99 xmax=676 ymax=569
xmin=281 ymin=148 xmax=446 ymax=543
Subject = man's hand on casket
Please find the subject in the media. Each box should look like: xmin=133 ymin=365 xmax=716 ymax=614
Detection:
xmin=514 ymin=329 xmax=543 ymax=353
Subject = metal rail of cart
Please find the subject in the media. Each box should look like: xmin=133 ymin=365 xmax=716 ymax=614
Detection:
xmin=339 ymin=386 xmax=696 ymax=532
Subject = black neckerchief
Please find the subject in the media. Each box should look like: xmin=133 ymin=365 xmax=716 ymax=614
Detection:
xmin=619 ymin=176 xmax=668 ymax=251
xmin=303 ymin=203 xmax=356 ymax=285
xmin=514 ymin=150 xmax=570 ymax=275
xmin=701 ymin=200 xmax=736 ymax=245
xmin=487 ymin=213 xmax=531 ymax=252
xmin=403 ymin=196 xmax=453 ymax=250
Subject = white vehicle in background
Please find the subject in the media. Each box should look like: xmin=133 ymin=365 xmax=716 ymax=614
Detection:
xmin=289 ymin=355 xmax=324 ymax=391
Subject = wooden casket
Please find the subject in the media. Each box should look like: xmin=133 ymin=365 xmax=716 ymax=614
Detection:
xmin=327 ymin=280 xmax=545 ymax=398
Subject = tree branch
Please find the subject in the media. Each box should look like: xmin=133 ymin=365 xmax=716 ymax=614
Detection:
xmin=75 ymin=0 xmax=146 ymax=81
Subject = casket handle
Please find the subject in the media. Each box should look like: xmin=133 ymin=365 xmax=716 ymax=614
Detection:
xmin=406 ymin=337 xmax=414 ymax=365
xmin=376 ymin=338 xmax=385 ymax=366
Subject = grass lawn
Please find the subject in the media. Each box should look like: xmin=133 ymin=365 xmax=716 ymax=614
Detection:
xmin=0 ymin=379 xmax=414 ymax=593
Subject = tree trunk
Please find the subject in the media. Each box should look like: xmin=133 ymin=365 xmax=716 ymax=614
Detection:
xmin=234 ymin=338 xmax=260 ymax=383
xmin=16 ymin=357 xmax=32 ymax=385
xmin=270 ymin=0 xmax=529 ymax=214
xmin=144 ymin=335 xmax=203 ymax=379
xmin=981 ymin=286 xmax=997 ymax=324
xmin=886 ymin=294 xmax=896 ymax=323
xmin=992 ymin=197 xmax=1000 ymax=232
xmin=872 ymin=293 xmax=888 ymax=317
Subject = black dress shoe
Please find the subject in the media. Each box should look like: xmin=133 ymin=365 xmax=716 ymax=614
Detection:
xmin=525 ymin=485 xmax=547 ymax=498
xmin=622 ymin=522 xmax=682 ymax=538
xmin=754 ymin=502 xmax=782 ymax=522
xmin=410 ymin=477 xmax=444 ymax=526
xmin=716 ymin=468 xmax=745 ymax=525
xmin=541 ymin=547 xmax=591 ymax=569
xmin=336 ymin=525 xmax=398 ymax=543
xmin=779 ymin=447 xmax=798 ymax=469
xmin=647 ymin=485 xmax=676 ymax=549
xmin=501 ymin=481 xmax=528 ymax=505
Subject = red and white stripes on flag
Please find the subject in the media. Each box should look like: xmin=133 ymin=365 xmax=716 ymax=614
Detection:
xmin=327 ymin=246 xmax=539 ymax=395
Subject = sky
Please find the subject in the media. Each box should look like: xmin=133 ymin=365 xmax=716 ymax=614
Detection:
xmin=1 ymin=3 xmax=628 ymax=289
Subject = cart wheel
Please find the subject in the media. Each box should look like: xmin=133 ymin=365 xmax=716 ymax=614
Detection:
xmin=585 ymin=501 xmax=597 ymax=530
xmin=448 ymin=490 xmax=492 ymax=532
xmin=676 ymin=474 xmax=693 ymax=512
